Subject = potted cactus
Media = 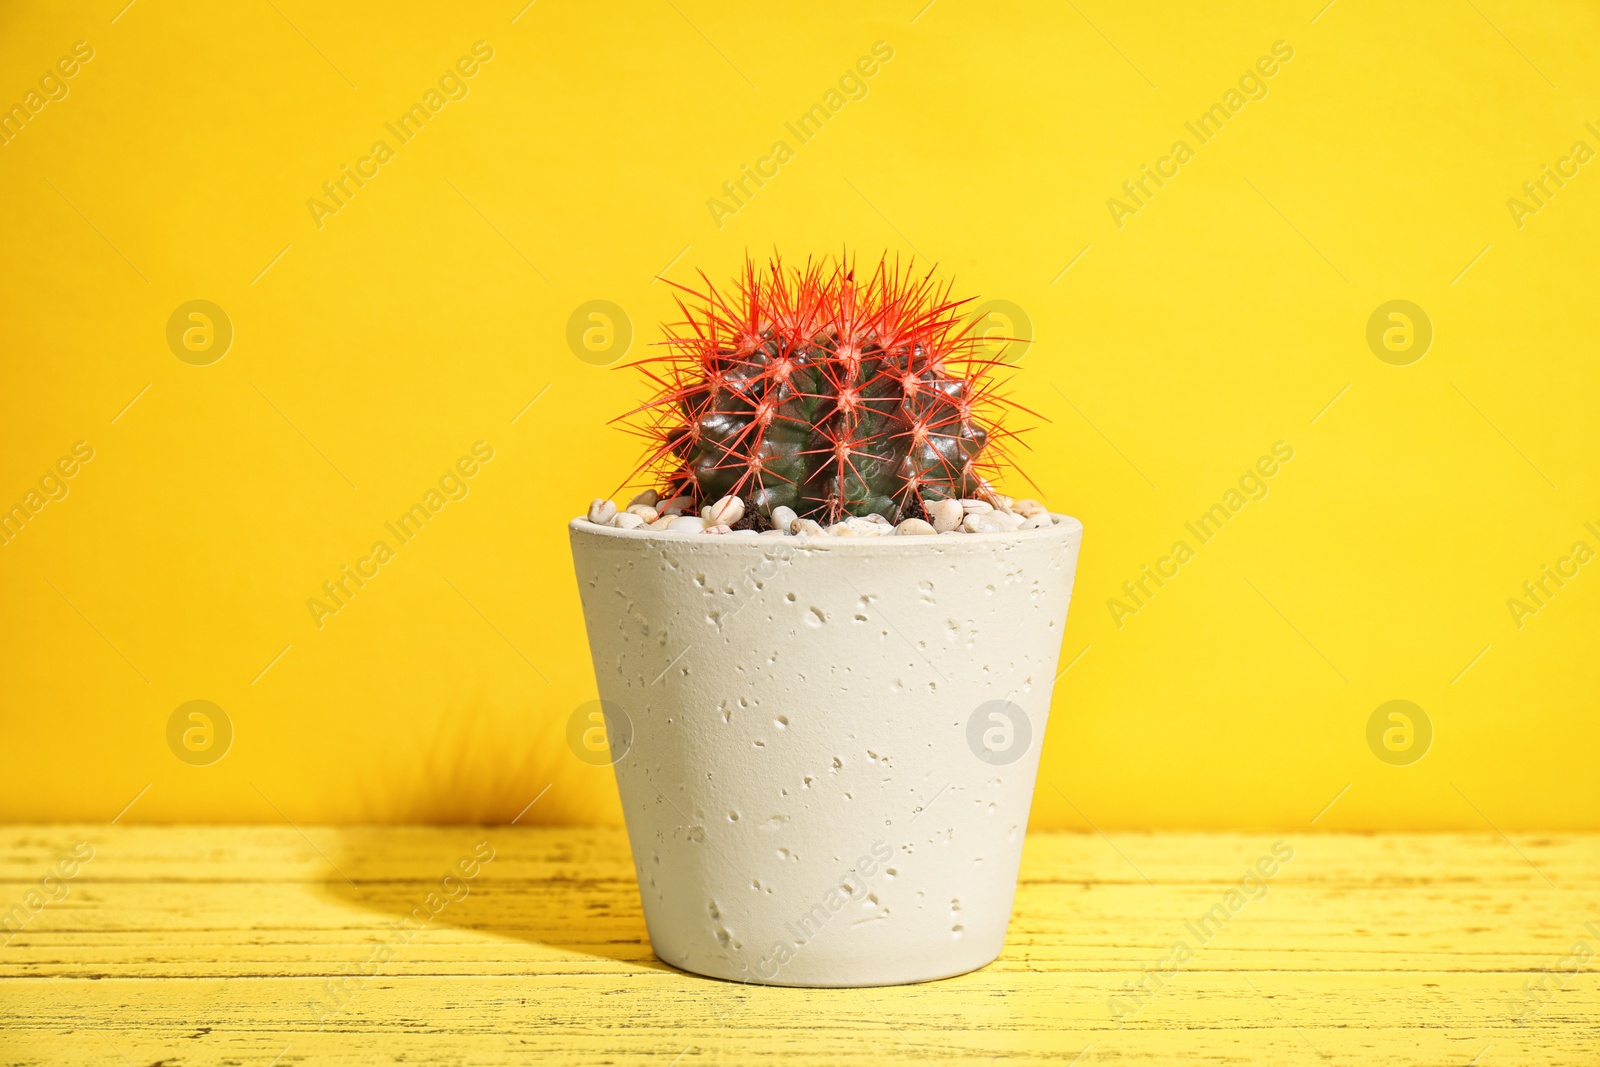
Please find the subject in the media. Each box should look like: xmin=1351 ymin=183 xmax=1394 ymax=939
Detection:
xmin=569 ymin=254 xmax=1083 ymax=986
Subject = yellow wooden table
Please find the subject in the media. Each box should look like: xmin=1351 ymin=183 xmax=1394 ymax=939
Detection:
xmin=3 ymin=827 xmax=1596 ymax=1065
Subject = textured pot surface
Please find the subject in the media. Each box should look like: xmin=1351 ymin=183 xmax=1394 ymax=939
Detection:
xmin=569 ymin=517 xmax=1083 ymax=986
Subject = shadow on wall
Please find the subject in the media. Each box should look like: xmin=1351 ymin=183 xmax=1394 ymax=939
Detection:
xmin=349 ymin=696 xmax=607 ymax=826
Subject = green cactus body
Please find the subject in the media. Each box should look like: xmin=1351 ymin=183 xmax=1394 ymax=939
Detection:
xmin=630 ymin=255 xmax=1012 ymax=530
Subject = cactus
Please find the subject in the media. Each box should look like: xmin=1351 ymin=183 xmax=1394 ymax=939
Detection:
xmin=620 ymin=254 xmax=1026 ymax=530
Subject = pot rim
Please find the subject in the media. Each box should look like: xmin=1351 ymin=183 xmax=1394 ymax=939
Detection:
xmin=569 ymin=512 xmax=1083 ymax=545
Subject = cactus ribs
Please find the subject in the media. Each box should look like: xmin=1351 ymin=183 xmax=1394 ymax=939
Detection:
xmin=618 ymin=254 xmax=1032 ymax=531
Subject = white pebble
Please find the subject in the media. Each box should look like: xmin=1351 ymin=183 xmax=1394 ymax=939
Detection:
xmin=864 ymin=513 xmax=891 ymax=525
xmin=962 ymin=513 xmax=1009 ymax=533
xmin=793 ymin=519 xmax=825 ymax=537
xmin=627 ymin=504 xmax=659 ymax=523
xmin=894 ymin=518 xmax=937 ymax=535
xmin=661 ymin=496 xmax=691 ymax=511
xmin=703 ymin=524 xmax=733 ymax=535
xmin=927 ymin=499 xmax=964 ymax=533
xmin=1014 ymin=498 xmax=1048 ymax=518
xmin=611 ymin=512 xmax=645 ymax=530
xmin=647 ymin=515 xmax=677 ymax=530
xmin=726 ymin=529 xmax=759 ymax=537
xmin=1020 ymin=513 xmax=1052 ymax=530
xmin=587 ymin=499 xmax=618 ymax=525
xmin=667 ymin=516 xmax=706 ymax=533
xmin=992 ymin=494 xmax=1014 ymax=511
xmin=991 ymin=510 xmax=1026 ymax=531
xmin=771 ymin=505 xmax=798 ymax=533
xmin=826 ymin=522 xmax=854 ymax=536
xmin=706 ymin=495 xmax=745 ymax=526
xmin=958 ymin=498 xmax=993 ymax=515
xmin=628 ymin=489 xmax=661 ymax=508
xmin=845 ymin=517 xmax=886 ymax=537
xmin=940 ymin=529 xmax=964 ymax=535
xmin=760 ymin=529 xmax=789 ymax=537
xmin=660 ymin=505 xmax=684 ymax=517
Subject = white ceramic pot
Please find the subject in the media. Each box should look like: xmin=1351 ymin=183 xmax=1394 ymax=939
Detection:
xmin=568 ymin=515 xmax=1083 ymax=987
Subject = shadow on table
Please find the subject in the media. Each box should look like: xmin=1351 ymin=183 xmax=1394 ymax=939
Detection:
xmin=300 ymin=698 xmax=673 ymax=971
xmin=317 ymin=824 xmax=673 ymax=972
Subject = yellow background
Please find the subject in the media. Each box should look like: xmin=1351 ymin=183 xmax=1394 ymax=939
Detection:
xmin=2 ymin=0 xmax=1595 ymax=830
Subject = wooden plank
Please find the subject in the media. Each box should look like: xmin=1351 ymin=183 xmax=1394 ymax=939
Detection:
xmin=2 ymin=827 xmax=1598 ymax=1065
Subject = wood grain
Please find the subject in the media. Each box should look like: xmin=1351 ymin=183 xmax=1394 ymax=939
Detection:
xmin=2 ymin=827 xmax=1597 ymax=1064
